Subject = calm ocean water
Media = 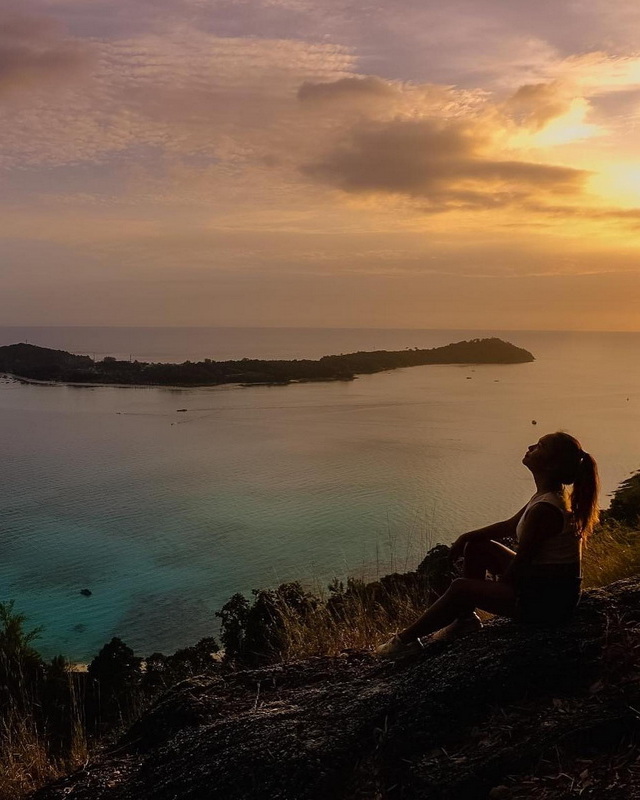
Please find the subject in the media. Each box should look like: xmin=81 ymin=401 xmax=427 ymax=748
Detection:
xmin=1 ymin=327 xmax=639 ymax=660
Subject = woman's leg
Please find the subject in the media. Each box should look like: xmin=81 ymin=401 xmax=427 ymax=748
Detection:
xmin=399 ymin=578 xmax=517 ymax=641
xmin=396 ymin=539 xmax=517 ymax=643
xmin=462 ymin=538 xmax=516 ymax=580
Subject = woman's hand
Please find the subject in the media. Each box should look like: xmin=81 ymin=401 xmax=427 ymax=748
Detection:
xmin=449 ymin=532 xmax=472 ymax=562
xmin=448 ymin=511 xmax=526 ymax=564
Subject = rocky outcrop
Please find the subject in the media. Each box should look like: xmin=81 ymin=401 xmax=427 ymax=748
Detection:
xmin=33 ymin=578 xmax=640 ymax=800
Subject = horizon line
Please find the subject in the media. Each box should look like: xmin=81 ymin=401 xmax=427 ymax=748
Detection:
xmin=0 ymin=325 xmax=639 ymax=334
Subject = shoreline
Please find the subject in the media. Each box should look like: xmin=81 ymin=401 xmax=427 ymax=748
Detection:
xmin=2 ymin=360 xmax=517 ymax=392
xmin=2 ymin=372 xmax=354 ymax=391
xmin=2 ymin=372 xmax=246 ymax=391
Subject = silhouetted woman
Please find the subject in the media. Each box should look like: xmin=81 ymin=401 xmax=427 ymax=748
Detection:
xmin=376 ymin=431 xmax=600 ymax=658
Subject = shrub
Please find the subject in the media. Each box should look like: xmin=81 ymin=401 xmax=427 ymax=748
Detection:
xmin=214 ymin=549 xmax=452 ymax=664
xmin=87 ymin=638 xmax=143 ymax=732
xmin=217 ymin=583 xmax=319 ymax=666
xmin=605 ymin=470 xmax=640 ymax=526
xmin=0 ymin=605 xmax=87 ymax=800
xmin=142 ymin=637 xmax=220 ymax=692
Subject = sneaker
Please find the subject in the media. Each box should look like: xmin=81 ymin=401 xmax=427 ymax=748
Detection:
xmin=428 ymin=612 xmax=483 ymax=643
xmin=374 ymin=634 xmax=421 ymax=659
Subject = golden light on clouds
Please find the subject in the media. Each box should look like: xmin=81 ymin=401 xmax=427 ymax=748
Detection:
xmin=1 ymin=0 xmax=640 ymax=329
xmin=509 ymin=98 xmax=602 ymax=148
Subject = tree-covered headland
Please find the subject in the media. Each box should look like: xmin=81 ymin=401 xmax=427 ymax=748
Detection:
xmin=0 ymin=338 xmax=534 ymax=387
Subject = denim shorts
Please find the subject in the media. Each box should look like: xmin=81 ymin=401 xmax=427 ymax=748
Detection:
xmin=514 ymin=563 xmax=582 ymax=624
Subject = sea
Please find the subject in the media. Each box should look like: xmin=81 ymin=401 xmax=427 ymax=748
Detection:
xmin=0 ymin=327 xmax=638 ymax=661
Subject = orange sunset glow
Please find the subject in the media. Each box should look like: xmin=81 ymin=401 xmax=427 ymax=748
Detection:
xmin=2 ymin=0 xmax=640 ymax=329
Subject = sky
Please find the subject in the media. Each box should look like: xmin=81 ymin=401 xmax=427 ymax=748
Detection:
xmin=1 ymin=0 xmax=640 ymax=329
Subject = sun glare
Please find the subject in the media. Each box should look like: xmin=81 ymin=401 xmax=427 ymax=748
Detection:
xmin=591 ymin=164 xmax=640 ymax=208
xmin=510 ymin=99 xmax=602 ymax=149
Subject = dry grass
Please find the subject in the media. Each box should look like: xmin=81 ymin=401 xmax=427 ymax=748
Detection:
xmin=1 ymin=522 xmax=638 ymax=797
xmin=0 ymin=709 xmax=88 ymax=800
xmin=271 ymin=577 xmax=433 ymax=661
xmin=267 ymin=521 xmax=640 ymax=663
xmin=0 ymin=651 xmax=89 ymax=800
xmin=582 ymin=521 xmax=640 ymax=588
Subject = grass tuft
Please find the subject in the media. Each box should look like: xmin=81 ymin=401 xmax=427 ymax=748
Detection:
xmin=0 ymin=704 xmax=88 ymax=800
xmin=276 ymin=577 xmax=434 ymax=660
xmin=582 ymin=521 xmax=640 ymax=588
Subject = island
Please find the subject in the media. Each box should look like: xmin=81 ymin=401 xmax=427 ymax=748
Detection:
xmin=0 ymin=338 xmax=534 ymax=387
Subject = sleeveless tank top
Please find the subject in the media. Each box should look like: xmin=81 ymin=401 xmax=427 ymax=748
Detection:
xmin=515 ymin=490 xmax=581 ymax=565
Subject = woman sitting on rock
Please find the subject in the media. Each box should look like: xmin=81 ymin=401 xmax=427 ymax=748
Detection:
xmin=376 ymin=431 xmax=600 ymax=658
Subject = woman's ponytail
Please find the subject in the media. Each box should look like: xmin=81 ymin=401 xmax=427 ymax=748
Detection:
xmin=570 ymin=451 xmax=600 ymax=539
xmin=547 ymin=432 xmax=600 ymax=540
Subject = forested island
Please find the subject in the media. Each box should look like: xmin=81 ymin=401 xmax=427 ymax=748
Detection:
xmin=0 ymin=338 xmax=534 ymax=387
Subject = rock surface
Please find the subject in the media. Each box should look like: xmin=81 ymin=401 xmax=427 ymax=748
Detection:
xmin=33 ymin=578 xmax=640 ymax=800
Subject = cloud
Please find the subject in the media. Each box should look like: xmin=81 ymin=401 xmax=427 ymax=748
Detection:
xmin=0 ymin=29 xmax=355 ymax=168
xmin=557 ymin=52 xmax=640 ymax=94
xmin=0 ymin=9 xmax=89 ymax=96
xmin=504 ymin=82 xmax=572 ymax=130
xmin=0 ymin=6 xmax=635 ymax=232
xmin=301 ymin=117 xmax=588 ymax=212
xmin=296 ymin=75 xmax=476 ymax=123
xmin=297 ymin=76 xmax=396 ymax=103
xmin=522 ymin=201 xmax=640 ymax=226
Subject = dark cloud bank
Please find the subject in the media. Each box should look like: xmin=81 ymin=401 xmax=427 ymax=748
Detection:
xmin=301 ymin=115 xmax=588 ymax=212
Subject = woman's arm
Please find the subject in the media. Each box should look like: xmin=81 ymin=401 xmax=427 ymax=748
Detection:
xmin=449 ymin=503 xmax=528 ymax=561
xmin=500 ymin=502 xmax=563 ymax=584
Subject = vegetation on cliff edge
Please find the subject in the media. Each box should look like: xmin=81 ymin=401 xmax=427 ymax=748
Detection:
xmin=0 ymin=466 xmax=637 ymax=799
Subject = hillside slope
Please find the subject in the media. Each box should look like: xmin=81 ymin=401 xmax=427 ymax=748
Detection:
xmin=33 ymin=577 xmax=640 ymax=800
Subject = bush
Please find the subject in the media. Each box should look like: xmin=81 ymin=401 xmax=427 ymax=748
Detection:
xmin=0 ymin=601 xmax=43 ymax=715
xmin=87 ymin=638 xmax=143 ymax=733
xmin=0 ymin=605 xmax=87 ymax=800
xmin=214 ymin=550 xmax=451 ymax=665
xmin=605 ymin=470 xmax=640 ymax=526
xmin=217 ymin=583 xmax=319 ymax=666
xmin=142 ymin=637 xmax=220 ymax=692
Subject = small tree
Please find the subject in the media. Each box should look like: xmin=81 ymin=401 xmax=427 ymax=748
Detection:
xmin=216 ymin=593 xmax=250 ymax=661
xmin=142 ymin=637 xmax=220 ymax=693
xmin=87 ymin=638 xmax=142 ymax=731
xmin=165 ymin=637 xmax=219 ymax=679
xmin=42 ymin=655 xmax=78 ymax=758
xmin=0 ymin=601 xmax=43 ymax=714
xmin=216 ymin=583 xmax=318 ymax=667
xmin=142 ymin=651 xmax=169 ymax=692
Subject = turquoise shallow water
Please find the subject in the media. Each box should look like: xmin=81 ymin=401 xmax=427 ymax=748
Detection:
xmin=0 ymin=328 xmax=639 ymax=660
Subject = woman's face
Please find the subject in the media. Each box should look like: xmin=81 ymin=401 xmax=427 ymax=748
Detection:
xmin=522 ymin=435 xmax=556 ymax=472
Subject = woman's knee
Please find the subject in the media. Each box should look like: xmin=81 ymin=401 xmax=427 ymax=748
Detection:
xmin=449 ymin=578 xmax=473 ymax=596
xmin=464 ymin=539 xmax=513 ymax=574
